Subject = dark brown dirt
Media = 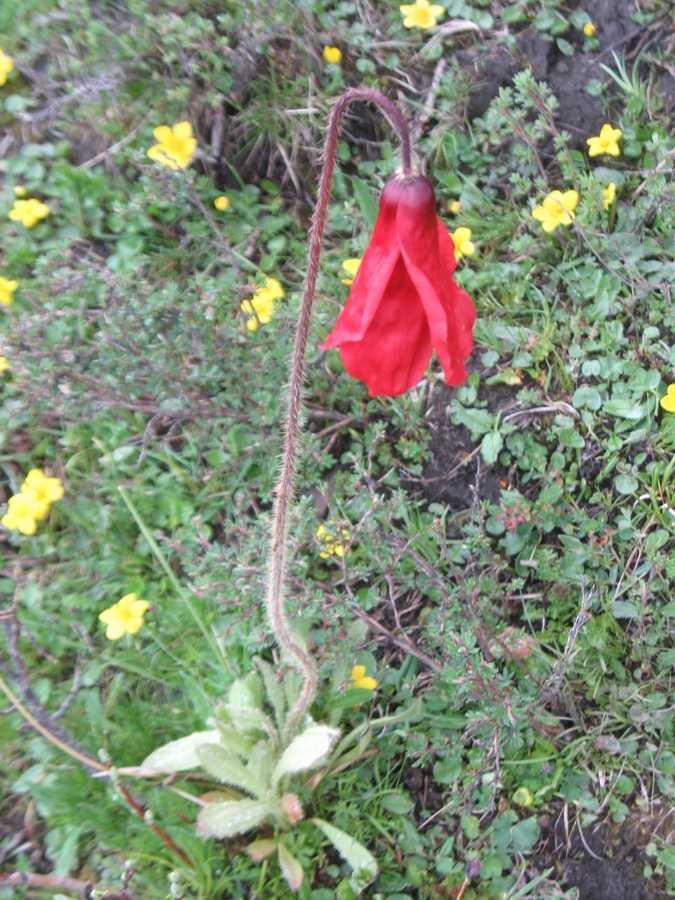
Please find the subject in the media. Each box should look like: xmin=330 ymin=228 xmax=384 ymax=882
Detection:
xmin=533 ymin=804 xmax=672 ymax=900
xmin=460 ymin=0 xmax=675 ymax=145
xmin=413 ymin=375 xmax=520 ymax=514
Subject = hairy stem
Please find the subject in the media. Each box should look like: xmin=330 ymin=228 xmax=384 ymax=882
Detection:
xmin=266 ymin=89 xmax=412 ymax=742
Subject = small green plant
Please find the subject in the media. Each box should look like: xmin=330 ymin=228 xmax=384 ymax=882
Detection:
xmin=126 ymin=661 xmax=416 ymax=892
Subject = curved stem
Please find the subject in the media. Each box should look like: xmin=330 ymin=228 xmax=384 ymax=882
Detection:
xmin=266 ymin=89 xmax=412 ymax=742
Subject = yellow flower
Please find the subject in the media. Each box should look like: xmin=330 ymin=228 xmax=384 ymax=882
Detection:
xmin=323 ymin=46 xmax=342 ymax=65
xmin=13 ymin=186 xmax=27 ymax=197
xmin=0 ymin=51 xmax=13 ymax=86
xmin=0 ymin=277 xmax=18 ymax=306
xmin=1 ymin=492 xmax=48 ymax=535
xmin=214 ymin=195 xmax=230 ymax=211
xmin=147 ymin=121 xmax=197 ymax=170
xmin=99 ymin=593 xmax=150 ymax=641
xmin=532 ymin=190 xmax=579 ymax=233
xmin=448 ymin=200 xmax=462 ymax=215
xmin=317 ymin=521 xmax=350 ymax=558
xmin=587 ymin=124 xmax=622 ymax=157
xmin=341 ymin=257 xmax=362 ymax=285
xmin=603 ymin=182 xmax=616 ymax=211
xmin=661 ymin=384 xmax=675 ymax=413
xmin=241 ymin=278 xmax=284 ymax=332
xmin=0 ymin=357 xmax=8 ymax=372
xmin=21 ymin=468 xmax=64 ymax=508
xmin=400 ymin=0 xmax=445 ymax=29
xmin=583 ymin=22 xmax=596 ymax=37
xmin=449 ymin=227 xmax=475 ymax=262
xmin=9 ymin=198 xmax=50 ymax=229
xmin=347 ymin=665 xmax=378 ymax=691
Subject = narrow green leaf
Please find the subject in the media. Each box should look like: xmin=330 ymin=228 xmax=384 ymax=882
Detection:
xmin=311 ymin=817 xmax=378 ymax=893
xmin=272 ymin=725 xmax=340 ymax=786
xmin=278 ymin=840 xmax=304 ymax=892
xmin=255 ymin=657 xmax=287 ymax=730
xmin=197 ymin=799 xmax=274 ymax=838
xmin=248 ymin=741 xmax=275 ymax=788
xmin=329 ymin=697 xmax=423 ymax=770
xmin=351 ymin=177 xmax=379 ymax=230
xmin=225 ymin=703 xmax=275 ymax=736
xmin=247 ymin=839 xmax=278 ymax=861
xmin=195 ymin=744 xmax=267 ymax=798
xmin=330 ymin=688 xmax=375 ymax=709
xmin=212 ymin=724 xmax=256 ymax=757
xmin=228 ymin=672 xmax=262 ymax=709
xmin=142 ymin=731 xmax=221 ymax=772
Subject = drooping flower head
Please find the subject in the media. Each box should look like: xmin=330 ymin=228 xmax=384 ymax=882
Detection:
xmin=532 ymin=190 xmax=579 ymax=233
xmin=9 ymin=198 xmax=50 ymax=229
xmin=400 ymin=0 xmax=445 ymax=29
xmin=99 ymin=593 xmax=150 ymax=641
xmin=320 ymin=173 xmax=475 ymax=397
xmin=147 ymin=121 xmax=197 ymax=170
xmin=587 ymin=124 xmax=622 ymax=157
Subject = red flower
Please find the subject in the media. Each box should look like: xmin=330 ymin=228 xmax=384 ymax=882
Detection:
xmin=320 ymin=174 xmax=475 ymax=396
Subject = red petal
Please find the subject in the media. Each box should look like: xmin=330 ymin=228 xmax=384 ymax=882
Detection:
xmin=337 ymin=255 xmax=432 ymax=396
xmin=395 ymin=180 xmax=475 ymax=386
xmin=320 ymin=180 xmax=402 ymax=348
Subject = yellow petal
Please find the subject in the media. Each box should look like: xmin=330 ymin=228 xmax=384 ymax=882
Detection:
xmin=541 ymin=218 xmax=559 ymax=233
xmin=152 ymin=126 xmax=173 ymax=143
xmin=130 ymin=599 xmax=150 ymax=617
xmin=661 ymin=386 xmax=675 ymax=413
xmin=126 ymin=617 xmax=145 ymax=635
xmin=560 ymin=190 xmax=579 ymax=212
xmin=173 ymin=121 xmax=194 ymax=139
xmin=353 ymin=676 xmax=378 ymax=690
xmin=105 ymin=620 xmax=127 ymax=641
xmin=342 ymin=258 xmax=362 ymax=277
